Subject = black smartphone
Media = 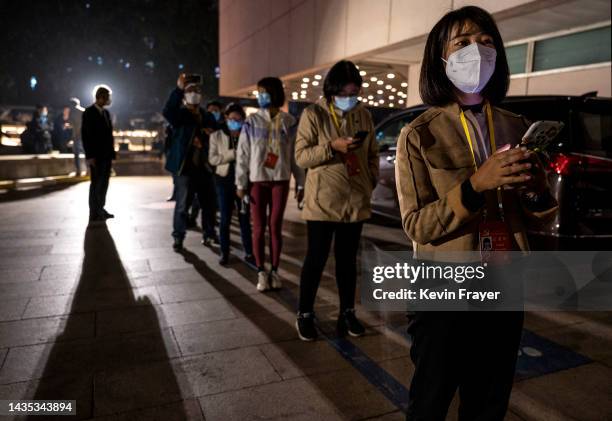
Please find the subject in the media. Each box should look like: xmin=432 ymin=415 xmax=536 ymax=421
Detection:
xmin=352 ymin=130 xmax=369 ymax=146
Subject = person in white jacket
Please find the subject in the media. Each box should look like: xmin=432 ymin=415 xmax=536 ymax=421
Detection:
xmin=235 ymin=77 xmax=305 ymax=292
xmin=208 ymin=103 xmax=255 ymax=266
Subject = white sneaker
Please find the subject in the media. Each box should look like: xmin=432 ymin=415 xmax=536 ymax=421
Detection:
xmin=256 ymin=271 xmax=270 ymax=292
xmin=269 ymin=270 xmax=282 ymax=289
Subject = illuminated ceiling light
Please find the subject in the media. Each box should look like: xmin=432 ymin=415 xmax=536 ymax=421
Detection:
xmin=362 ymin=82 xmax=369 ymax=87
xmin=359 ymin=70 xmax=367 ymax=76
xmin=301 ymin=83 xmax=308 ymax=88
xmin=387 ymin=73 xmax=395 ymax=79
xmin=292 ymin=91 xmax=298 ymax=96
xmin=303 ymin=77 xmax=310 ymax=82
xmin=370 ymin=76 xmax=377 ymax=82
xmin=377 ymin=80 xmax=383 ymax=85
xmin=374 ymin=103 xmax=379 ymax=107
xmin=368 ymin=101 xmax=374 ymax=105
xmin=312 ymin=81 xmax=319 ymax=86
xmin=391 ymin=88 xmax=397 ymax=92
xmin=389 ymin=103 xmax=395 ymax=107
xmin=300 ymin=90 xmax=307 ymax=94
xmin=314 ymin=74 xmax=322 ymax=80
xmin=367 ymin=95 xmax=374 ymax=100
xmin=252 ymin=90 xmax=258 ymax=96
xmin=398 ymin=99 xmax=404 ymax=104
xmin=379 ymin=99 xmax=384 ymax=104
xmin=401 ymin=82 xmax=408 ymax=87
xmin=357 ymin=96 xmax=362 ymax=101
xmin=389 ymin=95 xmax=394 ymax=100
xmin=376 ymin=90 xmax=383 ymax=95
xmin=385 ymin=84 xmax=392 ymax=90
xmin=300 ymin=94 xmax=307 ymax=99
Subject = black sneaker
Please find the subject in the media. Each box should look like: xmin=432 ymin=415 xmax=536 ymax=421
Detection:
xmin=244 ymin=254 xmax=256 ymax=268
xmin=172 ymin=238 xmax=183 ymax=252
xmin=219 ymin=253 xmax=229 ymax=266
xmin=337 ymin=308 xmax=365 ymax=337
xmin=296 ymin=313 xmax=317 ymax=342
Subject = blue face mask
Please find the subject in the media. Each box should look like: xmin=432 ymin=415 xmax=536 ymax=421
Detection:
xmin=212 ymin=111 xmax=222 ymax=122
xmin=257 ymin=92 xmax=271 ymax=108
xmin=227 ymin=119 xmax=243 ymax=131
xmin=334 ymin=96 xmax=359 ymax=112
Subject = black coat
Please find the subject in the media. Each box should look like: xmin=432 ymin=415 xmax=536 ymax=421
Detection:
xmin=82 ymin=105 xmax=116 ymax=161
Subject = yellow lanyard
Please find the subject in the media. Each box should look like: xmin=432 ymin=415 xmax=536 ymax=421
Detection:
xmin=267 ymin=113 xmax=281 ymax=154
xmin=459 ymin=103 xmax=504 ymax=220
xmin=459 ymin=102 xmax=496 ymax=168
xmin=329 ymin=102 xmax=342 ymax=133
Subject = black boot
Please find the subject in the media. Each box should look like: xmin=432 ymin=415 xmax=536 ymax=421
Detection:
xmin=172 ymin=237 xmax=183 ymax=252
xmin=337 ymin=308 xmax=365 ymax=337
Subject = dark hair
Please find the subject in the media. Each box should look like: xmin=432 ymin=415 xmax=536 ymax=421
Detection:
xmin=207 ymin=100 xmax=223 ymax=109
xmin=419 ymin=6 xmax=509 ymax=106
xmin=257 ymin=77 xmax=285 ymax=108
xmin=323 ymin=60 xmax=362 ymax=101
xmin=224 ymin=102 xmax=246 ymax=119
xmin=95 ymin=86 xmax=110 ymax=99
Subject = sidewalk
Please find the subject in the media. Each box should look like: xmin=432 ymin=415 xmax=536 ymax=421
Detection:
xmin=0 ymin=177 xmax=610 ymax=420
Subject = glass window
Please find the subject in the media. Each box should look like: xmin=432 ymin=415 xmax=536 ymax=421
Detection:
xmin=375 ymin=112 xmax=424 ymax=149
xmin=506 ymin=44 xmax=528 ymax=74
xmin=533 ymin=26 xmax=611 ymax=71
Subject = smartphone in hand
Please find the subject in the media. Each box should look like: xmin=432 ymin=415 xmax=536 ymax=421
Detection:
xmin=521 ymin=120 xmax=565 ymax=151
xmin=351 ymin=130 xmax=369 ymax=147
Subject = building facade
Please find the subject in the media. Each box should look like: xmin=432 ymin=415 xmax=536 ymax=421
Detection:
xmin=219 ymin=0 xmax=611 ymax=107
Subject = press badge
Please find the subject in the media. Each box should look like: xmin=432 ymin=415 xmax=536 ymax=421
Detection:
xmin=264 ymin=152 xmax=279 ymax=169
xmin=345 ymin=153 xmax=360 ymax=177
xmin=479 ymin=220 xmax=512 ymax=263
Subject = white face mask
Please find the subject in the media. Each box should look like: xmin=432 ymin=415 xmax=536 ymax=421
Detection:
xmin=443 ymin=43 xmax=497 ymax=94
xmin=184 ymin=92 xmax=202 ymax=105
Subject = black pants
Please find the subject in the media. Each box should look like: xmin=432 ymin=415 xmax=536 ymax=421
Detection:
xmin=406 ymin=311 xmax=524 ymax=421
xmin=298 ymin=221 xmax=363 ymax=314
xmin=89 ymin=160 xmax=111 ymax=217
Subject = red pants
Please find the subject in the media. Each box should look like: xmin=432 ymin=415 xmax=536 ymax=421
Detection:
xmin=249 ymin=180 xmax=290 ymax=270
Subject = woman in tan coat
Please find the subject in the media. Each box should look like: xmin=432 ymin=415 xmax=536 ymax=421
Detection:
xmin=394 ymin=6 xmax=557 ymax=420
xmin=294 ymin=60 xmax=379 ymax=341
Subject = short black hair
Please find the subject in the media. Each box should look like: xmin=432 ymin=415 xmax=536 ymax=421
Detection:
xmin=257 ymin=77 xmax=285 ymax=108
xmin=95 ymin=86 xmax=110 ymax=99
xmin=323 ymin=60 xmax=362 ymax=101
xmin=419 ymin=6 xmax=509 ymax=106
xmin=224 ymin=102 xmax=246 ymax=120
xmin=207 ymin=100 xmax=223 ymax=109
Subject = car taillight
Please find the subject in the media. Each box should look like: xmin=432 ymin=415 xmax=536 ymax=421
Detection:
xmin=548 ymin=152 xmax=612 ymax=175
xmin=548 ymin=153 xmax=579 ymax=176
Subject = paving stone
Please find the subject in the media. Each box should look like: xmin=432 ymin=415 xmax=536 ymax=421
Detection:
xmin=129 ymin=268 xmax=205 ymax=287
xmin=0 ymin=278 xmax=77 ymax=300
xmin=0 ymin=298 xmax=28 ymax=321
xmin=157 ymin=282 xmax=222 ymax=303
xmin=259 ymin=339 xmax=353 ymax=380
xmin=0 ymin=267 xmax=41 ymax=284
xmin=0 ymin=348 xmax=7 ymax=371
xmin=173 ymin=317 xmax=272 ymax=356
xmin=199 ymin=377 xmax=344 ymax=421
xmin=0 ymin=374 xmax=93 ymax=420
xmin=94 ymin=347 xmax=280 ymax=415
xmin=0 ymin=313 xmax=95 ymax=348
xmin=510 ymin=363 xmax=612 ymax=420
xmin=84 ymin=399 xmax=204 ymax=421
xmin=96 ymin=298 xmax=237 ymax=336
xmin=22 ymin=286 xmax=161 ymax=318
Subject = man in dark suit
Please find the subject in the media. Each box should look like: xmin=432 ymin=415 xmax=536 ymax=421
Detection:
xmin=82 ymin=86 xmax=116 ymax=222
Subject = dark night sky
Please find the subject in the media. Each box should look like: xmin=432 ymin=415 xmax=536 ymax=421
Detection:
xmin=0 ymin=0 xmax=219 ymax=116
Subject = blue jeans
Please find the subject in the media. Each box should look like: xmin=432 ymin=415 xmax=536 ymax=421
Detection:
xmin=215 ymin=175 xmax=252 ymax=257
xmin=173 ymin=174 xmax=217 ymax=240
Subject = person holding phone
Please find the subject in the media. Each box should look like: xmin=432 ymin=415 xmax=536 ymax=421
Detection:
xmin=294 ymin=60 xmax=379 ymax=341
xmin=235 ymin=77 xmax=305 ymax=292
xmin=395 ymin=7 xmax=557 ymax=420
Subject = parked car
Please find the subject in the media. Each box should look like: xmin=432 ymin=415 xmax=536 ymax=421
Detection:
xmin=371 ymin=94 xmax=612 ymax=250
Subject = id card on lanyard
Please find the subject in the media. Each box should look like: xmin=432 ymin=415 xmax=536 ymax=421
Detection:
xmin=460 ymin=103 xmax=513 ymax=259
xmin=264 ymin=115 xmax=281 ymax=169
xmin=329 ymin=103 xmax=360 ymax=177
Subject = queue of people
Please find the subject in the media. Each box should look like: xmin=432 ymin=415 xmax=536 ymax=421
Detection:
xmin=160 ymin=6 xmax=556 ymax=419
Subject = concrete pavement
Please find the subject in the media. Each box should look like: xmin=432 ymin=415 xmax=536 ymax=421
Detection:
xmin=0 ymin=177 xmax=610 ymax=420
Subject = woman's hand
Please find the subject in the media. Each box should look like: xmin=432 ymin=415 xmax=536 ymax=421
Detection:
xmin=470 ymin=147 xmax=533 ymax=193
xmin=177 ymin=73 xmax=186 ymax=90
xmin=236 ymin=189 xmax=246 ymax=199
xmin=330 ymin=137 xmax=358 ymax=154
xmin=517 ymin=153 xmax=548 ymax=193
